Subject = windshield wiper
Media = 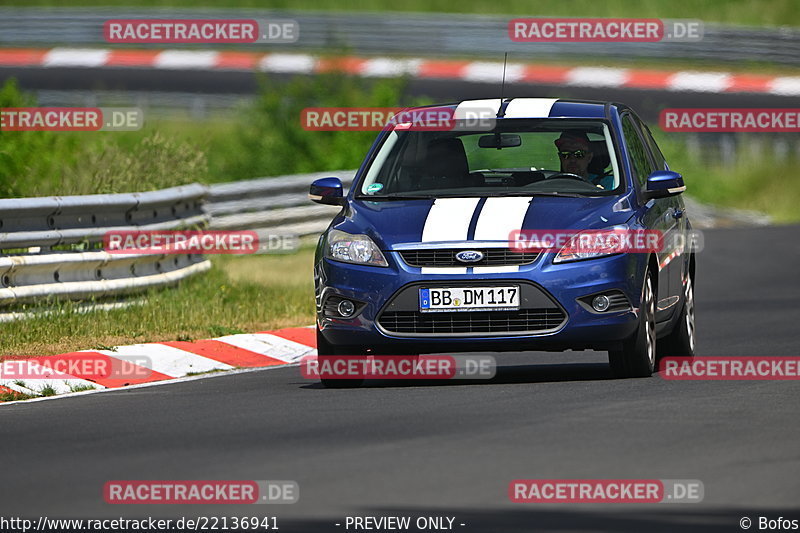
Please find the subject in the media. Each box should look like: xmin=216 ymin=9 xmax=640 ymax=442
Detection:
xmin=359 ymin=193 xmax=436 ymax=200
xmin=360 ymin=191 xmax=588 ymax=200
xmin=480 ymin=191 xmax=584 ymax=198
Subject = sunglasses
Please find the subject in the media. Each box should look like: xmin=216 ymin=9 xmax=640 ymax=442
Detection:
xmin=558 ymin=150 xmax=589 ymax=160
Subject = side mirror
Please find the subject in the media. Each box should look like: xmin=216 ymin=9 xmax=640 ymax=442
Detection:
xmin=309 ymin=177 xmax=345 ymax=206
xmin=644 ymin=171 xmax=685 ymax=199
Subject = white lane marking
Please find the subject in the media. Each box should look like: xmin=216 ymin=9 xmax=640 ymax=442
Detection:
xmin=96 ymin=345 xmax=233 ymax=377
xmin=361 ymin=57 xmax=421 ymax=77
xmin=503 ymin=98 xmax=559 ymax=118
xmin=258 ymin=53 xmax=316 ymax=73
xmin=667 ymin=71 xmax=732 ymax=93
xmin=462 ymin=62 xmax=524 ymax=83
xmin=154 ymin=50 xmax=219 ymax=69
xmin=43 ymin=48 xmax=110 ymax=68
xmin=768 ymin=77 xmax=800 ymax=96
xmin=566 ymin=67 xmax=629 ymax=88
xmin=215 ymin=333 xmax=316 ymax=363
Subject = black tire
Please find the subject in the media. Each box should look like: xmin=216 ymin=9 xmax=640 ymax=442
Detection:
xmin=657 ymin=273 xmax=696 ymax=361
xmin=316 ymin=327 xmax=364 ymax=389
xmin=608 ymin=271 xmax=657 ymax=378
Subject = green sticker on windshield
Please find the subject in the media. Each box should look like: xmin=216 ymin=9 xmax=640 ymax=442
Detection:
xmin=367 ymin=183 xmax=384 ymax=193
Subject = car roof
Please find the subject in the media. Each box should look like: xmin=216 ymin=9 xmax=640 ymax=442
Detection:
xmin=414 ymin=98 xmax=615 ymax=120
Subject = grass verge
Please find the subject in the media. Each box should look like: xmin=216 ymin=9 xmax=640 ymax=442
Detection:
xmin=654 ymin=134 xmax=800 ymax=223
xmin=0 ymin=246 xmax=317 ymax=359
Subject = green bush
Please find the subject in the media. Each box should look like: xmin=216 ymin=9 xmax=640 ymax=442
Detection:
xmin=0 ymin=79 xmax=210 ymax=197
xmin=208 ymin=72 xmax=413 ymax=180
xmin=58 ymin=132 xmax=207 ymax=195
xmin=0 ymin=79 xmax=79 ymax=197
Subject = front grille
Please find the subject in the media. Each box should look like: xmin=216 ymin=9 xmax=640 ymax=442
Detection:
xmin=378 ymin=308 xmax=565 ymax=335
xmin=399 ymin=248 xmax=539 ymax=268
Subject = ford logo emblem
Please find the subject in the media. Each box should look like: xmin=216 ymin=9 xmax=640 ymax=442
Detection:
xmin=455 ymin=250 xmax=484 ymax=263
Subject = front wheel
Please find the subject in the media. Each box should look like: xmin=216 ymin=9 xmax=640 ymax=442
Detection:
xmin=316 ymin=327 xmax=364 ymax=389
xmin=608 ymin=272 xmax=657 ymax=378
xmin=657 ymin=273 xmax=696 ymax=360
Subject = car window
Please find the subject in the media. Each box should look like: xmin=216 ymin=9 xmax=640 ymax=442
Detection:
xmin=621 ymin=114 xmax=655 ymax=187
xmin=358 ymin=119 xmax=621 ymax=198
xmin=634 ymin=114 xmax=667 ymax=171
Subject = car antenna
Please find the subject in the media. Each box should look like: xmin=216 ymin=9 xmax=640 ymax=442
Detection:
xmin=496 ymin=52 xmax=508 ymax=119
xmin=491 ymin=52 xmax=508 ymax=149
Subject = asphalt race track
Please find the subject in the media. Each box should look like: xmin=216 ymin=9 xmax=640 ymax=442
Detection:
xmin=1 ymin=225 xmax=799 ymax=532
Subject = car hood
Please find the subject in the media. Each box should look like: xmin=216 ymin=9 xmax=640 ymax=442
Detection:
xmin=338 ymin=195 xmax=634 ymax=250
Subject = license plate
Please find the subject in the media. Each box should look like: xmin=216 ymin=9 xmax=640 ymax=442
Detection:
xmin=419 ymin=286 xmax=520 ymax=313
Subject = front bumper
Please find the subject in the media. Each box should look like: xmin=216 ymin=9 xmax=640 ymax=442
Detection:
xmin=315 ymin=249 xmax=645 ymax=354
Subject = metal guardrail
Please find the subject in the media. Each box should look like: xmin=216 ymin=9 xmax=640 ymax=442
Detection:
xmin=207 ymin=170 xmax=355 ymax=238
xmin=0 ymin=184 xmax=210 ymax=307
xmin=0 ymin=8 xmax=798 ymax=65
xmin=0 ymin=170 xmax=355 ymax=311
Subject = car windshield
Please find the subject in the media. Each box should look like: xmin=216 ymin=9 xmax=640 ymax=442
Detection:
xmin=358 ymin=119 xmax=621 ymax=198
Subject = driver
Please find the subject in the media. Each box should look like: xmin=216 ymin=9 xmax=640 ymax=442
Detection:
xmin=554 ymin=131 xmax=610 ymax=189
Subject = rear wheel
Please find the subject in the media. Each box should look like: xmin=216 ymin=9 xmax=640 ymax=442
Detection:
xmin=609 ymin=271 xmax=656 ymax=378
xmin=657 ymin=273 xmax=696 ymax=360
xmin=316 ymin=327 xmax=364 ymax=389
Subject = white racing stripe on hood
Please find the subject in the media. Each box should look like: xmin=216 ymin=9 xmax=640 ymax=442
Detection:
xmin=420 ymin=198 xmax=480 ymax=274
xmin=422 ymin=198 xmax=480 ymax=242
xmin=473 ymin=196 xmax=532 ymax=274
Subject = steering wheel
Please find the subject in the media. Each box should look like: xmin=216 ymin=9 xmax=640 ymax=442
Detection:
xmin=546 ymin=172 xmax=592 ymax=183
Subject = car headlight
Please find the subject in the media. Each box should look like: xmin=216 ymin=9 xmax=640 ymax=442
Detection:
xmin=552 ymin=225 xmax=629 ymax=264
xmin=325 ymin=229 xmax=388 ymax=267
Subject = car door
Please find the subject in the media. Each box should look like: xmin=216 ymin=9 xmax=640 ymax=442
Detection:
xmin=620 ymin=113 xmax=675 ymax=323
xmin=634 ymin=113 xmax=687 ymax=311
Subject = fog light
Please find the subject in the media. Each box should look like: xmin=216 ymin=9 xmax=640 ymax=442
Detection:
xmin=592 ymin=295 xmax=611 ymax=312
xmin=337 ymin=299 xmax=356 ymax=317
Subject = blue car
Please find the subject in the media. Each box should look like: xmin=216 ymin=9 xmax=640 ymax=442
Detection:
xmin=309 ymin=98 xmax=696 ymax=387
